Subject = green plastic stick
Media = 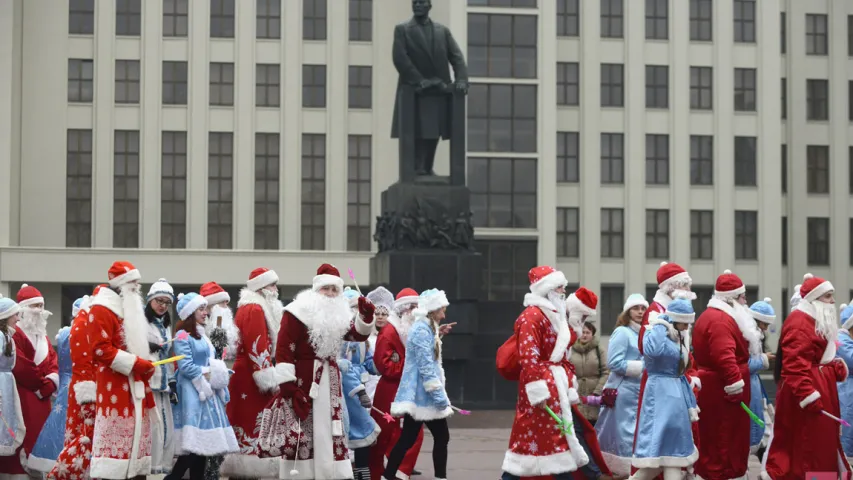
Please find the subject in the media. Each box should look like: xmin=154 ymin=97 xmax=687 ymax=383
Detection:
xmin=543 ymin=405 xmax=574 ymax=435
xmin=740 ymin=401 xmax=765 ymax=428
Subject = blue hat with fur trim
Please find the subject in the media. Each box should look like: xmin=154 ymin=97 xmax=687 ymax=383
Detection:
xmin=664 ymin=298 xmax=695 ymax=324
xmin=176 ymin=292 xmax=207 ymax=321
xmin=840 ymin=302 xmax=853 ymax=330
xmin=71 ymin=296 xmax=87 ymax=318
xmin=749 ymin=298 xmax=776 ymax=325
xmin=0 ymin=296 xmax=19 ymax=321
xmin=343 ymin=286 xmax=359 ymax=307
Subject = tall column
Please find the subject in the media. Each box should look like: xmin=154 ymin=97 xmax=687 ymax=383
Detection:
xmin=92 ymin=0 xmax=117 ymax=248
xmin=326 ymin=4 xmax=349 ymax=251
xmin=234 ymin=1 xmax=256 ymax=249
xmin=281 ymin=0 xmax=303 ymax=250
xmin=187 ymin=0 xmax=210 ymax=249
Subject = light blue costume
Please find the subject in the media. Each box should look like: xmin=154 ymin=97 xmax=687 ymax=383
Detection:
xmin=28 ymin=325 xmax=73 ymax=473
xmin=596 ymin=293 xmax=647 ymax=476
xmin=837 ymin=303 xmax=853 ymax=459
xmin=0 ymin=297 xmax=24 ymax=458
xmin=747 ymin=298 xmax=775 ymax=453
xmin=390 ymin=289 xmax=452 ymax=421
xmin=633 ymin=299 xmax=699 ymax=470
xmin=171 ymin=293 xmax=239 ymax=456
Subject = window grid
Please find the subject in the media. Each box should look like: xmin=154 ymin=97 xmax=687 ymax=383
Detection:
xmin=600 ymin=285 xmax=625 ymax=335
xmin=645 ymin=0 xmax=668 ymax=40
xmin=689 ymin=0 xmax=712 ymax=41
xmin=68 ymin=59 xmax=94 ymax=103
xmin=601 ymin=208 xmax=624 ymax=258
xmin=601 ymin=0 xmax=623 ymax=39
xmin=645 ymin=134 xmax=669 ymax=185
xmin=734 ymin=136 xmax=757 ymax=186
xmin=163 ymin=0 xmax=188 ymax=37
xmin=849 ymin=16 xmax=853 ymax=57
xmin=302 ymin=134 xmax=326 ymax=250
xmin=348 ymin=66 xmax=372 ymax=109
xmin=557 ymin=0 xmax=579 ymax=37
xmin=557 ymin=207 xmax=579 ymax=258
xmin=468 ymin=14 xmax=537 ymax=79
xmin=115 ymin=0 xmax=141 ymax=36
xmin=349 ymin=0 xmax=372 ymax=42
xmin=161 ymin=131 xmax=187 ymax=249
xmin=66 ymin=129 xmax=93 ymax=248
xmin=806 ymin=14 xmax=829 ymax=56
xmin=557 ymin=131 xmax=579 ymax=183
xmin=690 ymin=135 xmax=713 ymax=186
xmin=475 ymin=239 xmax=538 ymax=301
xmin=690 ymin=66 xmax=713 ymax=110
xmin=782 ymin=216 xmax=787 ymax=265
xmin=807 ymin=217 xmax=830 ymax=266
xmin=256 ymin=64 xmax=281 ymax=107
xmin=734 ymin=68 xmax=756 ymax=112
xmin=645 ymin=209 xmax=669 ymax=259
xmin=208 ymin=132 xmax=234 ymax=250
xmin=210 ymin=0 xmax=235 ymax=38
xmin=690 ymin=210 xmax=713 ymax=260
xmin=113 ymin=130 xmax=140 ymax=248
xmin=733 ymin=0 xmax=755 ymax=43
xmin=782 ymin=78 xmax=787 ymax=120
xmin=601 ymin=63 xmax=624 ymax=107
xmin=782 ymin=144 xmax=788 ymax=194
xmin=735 ymin=210 xmax=758 ymax=260
xmin=347 ymin=135 xmax=372 ymax=252
xmin=806 ymin=79 xmax=829 ymax=121
xmin=210 ymin=62 xmax=234 ymax=107
xmin=850 ymin=147 xmax=853 ymax=194
xmin=468 ymin=157 xmax=537 ymax=228
xmin=645 ymin=65 xmax=668 ymax=108
xmin=69 ymin=0 xmax=95 ymax=35
xmin=115 ymin=60 xmax=140 ymax=104
xmin=601 ymin=133 xmax=624 ymax=184
xmin=163 ymin=61 xmax=188 ymax=105
xmin=256 ymin=0 xmax=281 ymax=39
xmin=807 ymin=145 xmax=830 ymax=194
xmin=781 ymin=12 xmax=787 ymax=54
xmin=254 ymin=133 xmax=280 ymax=250
xmin=468 ymin=84 xmax=537 ymax=153
xmin=557 ymin=62 xmax=579 ymax=106
xmin=304 ymin=0 xmax=328 ymax=40
xmin=302 ymin=65 xmax=327 ymax=108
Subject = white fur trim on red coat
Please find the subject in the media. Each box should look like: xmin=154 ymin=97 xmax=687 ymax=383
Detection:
xmin=689 ymin=407 xmax=700 ymax=422
xmin=723 ymin=379 xmax=744 ymax=395
xmin=110 ymin=349 xmax=136 ymax=376
xmin=46 ymin=372 xmax=59 ymax=390
xmin=524 ymin=380 xmax=549 ymax=406
xmin=355 ymin=312 xmax=373 ymax=336
xmin=626 ymin=360 xmax=643 ymax=378
xmin=220 ymin=454 xmax=278 ymax=478
xmin=73 ymin=380 xmax=97 ymax=404
xmin=274 ymin=362 xmax=296 ymax=384
xmin=252 ymin=366 xmax=278 ymax=393
xmin=799 ymin=390 xmax=821 ymax=409
xmin=502 ymin=449 xmax=584 ymax=476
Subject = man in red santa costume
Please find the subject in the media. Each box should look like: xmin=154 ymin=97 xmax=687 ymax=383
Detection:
xmin=274 ymin=263 xmax=375 ymax=480
xmin=501 ymin=266 xmax=611 ymax=480
xmin=762 ymin=273 xmax=851 ymax=479
xmin=692 ymin=270 xmax=755 ymax=480
xmin=370 ymin=287 xmax=424 ymax=480
xmin=221 ymin=267 xmax=284 ymax=479
xmin=201 ymin=281 xmax=237 ymax=361
xmin=88 ymin=261 xmax=157 ymax=479
xmin=0 ymin=284 xmax=60 ymax=477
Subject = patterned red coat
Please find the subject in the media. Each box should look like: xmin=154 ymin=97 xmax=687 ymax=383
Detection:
xmin=0 ymin=325 xmax=58 ymax=474
xmin=692 ymin=298 xmax=751 ymax=480
xmin=763 ymin=305 xmax=851 ymax=479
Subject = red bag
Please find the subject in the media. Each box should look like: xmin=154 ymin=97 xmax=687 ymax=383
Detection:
xmin=496 ymin=333 xmax=521 ymax=381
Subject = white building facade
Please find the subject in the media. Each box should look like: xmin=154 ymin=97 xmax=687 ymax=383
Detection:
xmin=0 ymin=0 xmax=848 ymax=340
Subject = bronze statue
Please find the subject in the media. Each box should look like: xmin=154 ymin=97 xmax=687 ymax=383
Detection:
xmin=391 ymin=0 xmax=469 ymax=177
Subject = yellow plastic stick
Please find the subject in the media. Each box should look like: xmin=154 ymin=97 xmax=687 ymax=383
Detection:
xmin=152 ymin=355 xmax=185 ymax=366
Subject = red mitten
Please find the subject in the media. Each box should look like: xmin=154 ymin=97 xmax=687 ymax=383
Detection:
xmin=724 ymin=391 xmax=744 ymax=404
xmin=292 ymin=390 xmax=312 ymax=421
xmin=357 ymin=296 xmax=375 ymax=321
xmin=832 ymin=358 xmax=849 ymax=382
xmin=802 ymin=395 xmax=824 ymax=413
xmin=132 ymin=357 xmax=155 ymax=379
xmin=36 ymin=379 xmax=56 ymax=399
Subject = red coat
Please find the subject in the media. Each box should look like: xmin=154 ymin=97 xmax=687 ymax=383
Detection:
xmin=692 ymin=299 xmax=751 ymax=480
xmin=764 ymin=307 xmax=851 ymax=479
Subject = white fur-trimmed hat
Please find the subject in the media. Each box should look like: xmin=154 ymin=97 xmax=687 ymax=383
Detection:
xmin=623 ymin=293 xmax=649 ymax=312
xmin=312 ymin=263 xmax=345 ymax=292
xmin=415 ymin=289 xmax=449 ymax=317
xmin=176 ymin=292 xmax=208 ymax=321
xmin=528 ymin=266 xmax=568 ymax=297
xmin=566 ymin=287 xmax=597 ymax=317
xmin=367 ymin=286 xmax=394 ymax=312
xmin=800 ymin=273 xmax=834 ymax=303
xmin=247 ymin=267 xmax=279 ymax=292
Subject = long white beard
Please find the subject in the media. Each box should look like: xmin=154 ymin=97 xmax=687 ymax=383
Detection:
xmin=396 ymin=312 xmax=414 ymax=344
xmin=119 ymin=284 xmax=150 ymax=358
xmin=303 ymin=291 xmax=352 ymax=359
xmin=260 ymin=290 xmax=283 ymax=347
xmin=813 ymin=301 xmax=839 ymax=342
xmin=18 ymin=307 xmax=49 ymax=338
xmin=731 ymin=301 xmax=763 ymax=356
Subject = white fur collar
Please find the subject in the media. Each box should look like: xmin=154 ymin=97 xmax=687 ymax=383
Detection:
xmin=283 ymin=289 xmax=321 ymax=329
xmin=708 ymin=297 xmax=762 ymax=356
xmin=238 ymin=288 xmax=282 ymax=352
xmin=386 ymin=312 xmax=412 ymax=344
xmin=523 ymin=293 xmax=570 ymax=363
xmin=91 ymin=288 xmax=123 ymax=317
xmin=90 ymin=287 xmax=149 ymax=359
xmin=794 ymin=301 xmax=837 ymax=364
xmin=653 ymin=290 xmax=672 ymax=308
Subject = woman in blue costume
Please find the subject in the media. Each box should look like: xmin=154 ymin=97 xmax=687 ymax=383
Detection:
xmin=747 ymin=298 xmax=776 ymax=458
xmin=28 ymin=301 xmax=79 ymax=474
xmin=0 ymin=297 xmax=25 ymax=463
xmin=631 ymin=299 xmax=699 ymax=480
xmin=596 ymin=293 xmax=648 ymax=476
xmin=167 ymin=293 xmax=238 ymax=480
xmin=836 ymin=302 xmax=853 ymax=464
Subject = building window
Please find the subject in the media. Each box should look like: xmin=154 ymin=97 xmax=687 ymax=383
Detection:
xmin=557 ymin=207 xmax=579 ymax=258
xmin=806 ymin=14 xmax=829 ymax=55
xmin=210 ymin=0 xmax=235 ymax=38
xmin=468 ymin=84 xmax=537 ymax=153
xmin=645 ymin=0 xmax=668 ymax=40
xmin=690 ymin=135 xmax=713 ymax=185
xmin=254 ymin=133 xmax=279 ymax=250
xmin=733 ymin=0 xmax=755 ymax=43
xmin=210 ymin=63 xmax=234 ymax=107
xmin=347 ymin=135 xmax=372 ymax=251
xmin=690 ymin=66 xmax=713 ymax=110
xmin=601 ymin=133 xmax=624 ymax=184
xmin=689 ymin=0 xmax=712 ymax=41
xmin=557 ymin=62 xmax=579 ymax=106
xmin=850 ymin=147 xmax=853 ymax=194
xmin=113 ymin=130 xmax=139 ymax=248
xmin=781 ymin=12 xmax=787 ymax=54
xmin=646 ymin=134 xmax=669 ymax=185
xmin=849 ymin=16 xmax=853 ymax=56
xmin=734 ymin=68 xmax=756 ymax=112
xmin=601 ymin=208 xmax=624 ymax=258
xmin=66 ymin=129 xmax=92 ymax=248
xmin=161 ymin=131 xmax=187 ymax=249
xmin=782 ymin=216 xmax=787 ymax=265
xmin=557 ymin=0 xmax=579 ymax=37
xmin=468 ymin=14 xmax=537 ymax=79
xmin=690 ymin=210 xmax=713 ymax=260
xmin=646 ymin=209 xmax=669 ymax=259
xmin=256 ymin=64 xmax=280 ymax=107
xmin=304 ymin=0 xmax=327 ymax=40
xmin=850 ymin=81 xmax=853 ymax=121
xmin=782 ymin=78 xmax=787 ymax=119
xmin=69 ymin=0 xmax=95 ymax=35
xmin=302 ymin=65 xmax=327 ymax=108
xmin=735 ymin=210 xmax=758 ymax=260
xmin=62 ymin=285 xmax=94 ymax=327
xmin=116 ymin=0 xmax=141 ymax=36
xmin=208 ymin=133 xmax=233 ymax=249
xmin=807 ymin=145 xmax=830 ymax=194
xmin=557 ymin=131 xmax=579 ymax=183
xmin=163 ymin=0 xmax=188 ymax=37
xmin=601 ymin=63 xmax=624 ymax=107
xmin=256 ymin=0 xmax=281 ymax=39
xmin=301 ymin=134 xmax=326 ymax=250
xmin=734 ymin=136 xmax=756 ymax=186
xmin=782 ymin=144 xmax=787 ymax=194
xmin=348 ymin=66 xmax=372 ymax=109
xmin=349 ymin=0 xmax=372 ymax=41
xmin=850 ymin=221 xmax=853 ymax=266
xmin=806 ymin=79 xmax=829 ymax=121
xmin=163 ymin=61 xmax=188 ymax=105
xmin=807 ymin=218 xmax=830 ymax=265
xmin=68 ymin=59 xmax=93 ymax=103
xmin=115 ymin=60 xmax=140 ymax=104
xmin=601 ymin=0 xmax=623 ymax=38
xmin=645 ymin=65 xmax=668 ymax=108
xmin=600 ymin=285 xmax=625 ymax=335
xmin=475 ymin=240 xmax=538 ymax=301
xmin=468 ymin=157 xmax=537 ymax=228
xmin=469 ymin=0 xmax=537 ymax=5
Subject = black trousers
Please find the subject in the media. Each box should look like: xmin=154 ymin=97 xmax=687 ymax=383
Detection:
xmin=165 ymin=453 xmax=206 ymax=480
xmin=353 ymin=446 xmax=370 ymax=479
xmin=384 ymin=415 xmax=449 ymax=479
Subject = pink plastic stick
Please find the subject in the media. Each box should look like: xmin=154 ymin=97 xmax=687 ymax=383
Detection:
xmin=451 ymin=406 xmax=471 ymax=415
xmin=823 ymin=410 xmax=851 ymax=427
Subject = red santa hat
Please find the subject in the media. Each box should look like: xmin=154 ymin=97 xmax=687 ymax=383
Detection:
xmin=394 ymin=288 xmax=419 ymax=310
xmin=108 ymin=261 xmax=141 ymax=288
xmin=657 ymin=261 xmax=692 ymax=290
xmin=16 ymin=284 xmax=44 ymax=308
xmin=312 ymin=263 xmax=345 ymax=291
xmin=200 ymin=282 xmax=230 ymax=305
xmin=566 ymin=287 xmax=598 ymax=316
xmin=528 ymin=265 xmax=568 ymax=297
xmin=93 ymin=284 xmax=108 ymax=296
xmin=247 ymin=267 xmax=279 ymax=292
xmin=800 ymin=272 xmax=834 ymax=303
xmin=714 ymin=269 xmax=745 ymax=298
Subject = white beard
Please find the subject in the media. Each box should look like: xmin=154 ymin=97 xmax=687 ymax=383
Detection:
xmin=261 ymin=290 xmax=283 ymax=348
xmin=118 ymin=284 xmax=151 ymax=358
xmin=813 ymin=301 xmax=839 ymax=342
xmin=670 ymin=288 xmax=698 ymax=301
xmin=679 ymin=328 xmax=691 ymax=353
xmin=395 ymin=312 xmax=415 ymax=345
xmin=731 ymin=301 xmax=763 ymax=357
xmin=18 ymin=307 xmax=49 ymax=338
xmin=301 ymin=290 xmax=352 ymax=359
